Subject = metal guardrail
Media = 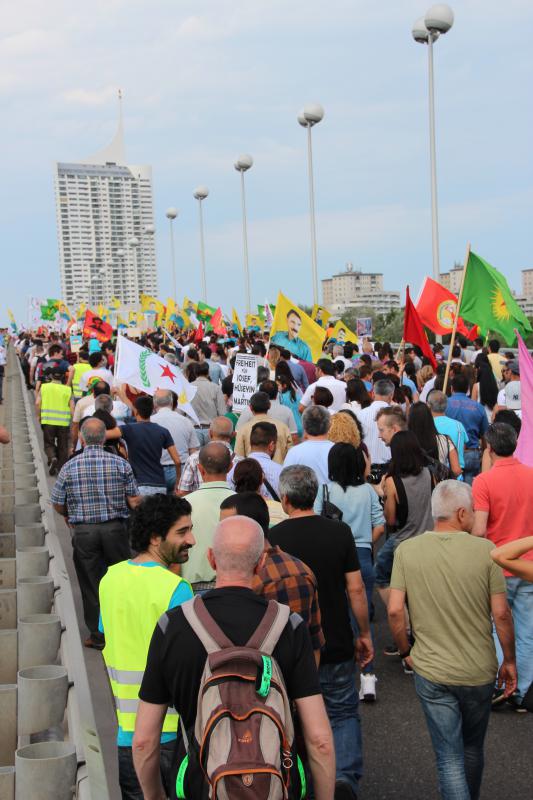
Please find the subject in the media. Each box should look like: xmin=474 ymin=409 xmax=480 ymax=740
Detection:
xmin=15 ymin=353 xmax=110 ymax=800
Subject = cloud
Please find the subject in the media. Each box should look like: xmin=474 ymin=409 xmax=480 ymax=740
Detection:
xmin=0 ymin=27 xmax=58 ymax=56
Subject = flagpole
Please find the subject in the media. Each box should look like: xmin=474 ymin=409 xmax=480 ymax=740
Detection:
xmin=395 ymin=339 xmax=405 ymax=362
xmin=443 ymin=242 xmax=471 ymax=394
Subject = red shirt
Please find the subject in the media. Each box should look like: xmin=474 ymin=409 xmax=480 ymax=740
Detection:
xmin=473 ymin=457 xmax=533 ymax=574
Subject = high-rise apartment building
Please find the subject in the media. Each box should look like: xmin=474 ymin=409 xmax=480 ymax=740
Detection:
xmin=321 ymin=263 xmax=399 ymax=315
xmin=54 ymin=95 xmax=157 ymax=308
xmin=522 ymin=268 xmax=533 ymax=299
xmin=439 ymin=264 xmax=464 ymax=294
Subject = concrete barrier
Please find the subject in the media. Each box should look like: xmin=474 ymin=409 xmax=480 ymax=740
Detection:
xmin=15 ymin=488 xmax=40 ymax=505
xmin=14 ymin=504 xmax=42 ymax=525
xmin=0 ymin=558 xmax=16 ymax=589
xmin=0 ymin=513 xmax=15 ymax=533
xmin=0 ymin=495 xmax=14 ymax=513
xmin=0 ymin=766 xmax=15 ymax=800
xmin=0 ymin=589 xmax=17 ymax=629
xmin=16 ymin=546 xmax=50 ymax=579
xmin=16 ymin=576 xmax=54 ymax=616
xmin=0 ymin=533 xmax=16 ymax=558
xmin=0 ymin=629 xmax=18 ymax=683
xmin=15 ymin=524 xmax=45 ymax=548
xmin=18 ymin=614 xmax=61 ymax=669
xmin=17 ymin=665 xmax=69 ymax=735
xmin=0 ymin=684 xmax=17 ymax=767
xmin=15 ymin=742 xmax=77 ymax=800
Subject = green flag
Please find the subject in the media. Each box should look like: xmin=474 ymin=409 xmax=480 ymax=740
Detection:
xmin=196 ymin=301 xmax=217 ymax=322
xmin=459 ymin=250 xmax=532 ymax=345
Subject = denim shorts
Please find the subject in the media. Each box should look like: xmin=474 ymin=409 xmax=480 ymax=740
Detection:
xmin=374 ymin=536 xmax=398 ymax=587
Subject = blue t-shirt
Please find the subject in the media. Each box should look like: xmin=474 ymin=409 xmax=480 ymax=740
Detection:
xmin=99 ymin=561 xmax=193 ymax=746
xmin=119 ymin=422 xmax=173 ymax=486
xmin=445 ymin=394 xmax=488 ymax=450
xmin=402 ymin=375 xmax=418 ymax=395
xmin=434 ymin=415 xmax=467 ymax=469
xmin=314 ymin=482 xmax=384 ymax=548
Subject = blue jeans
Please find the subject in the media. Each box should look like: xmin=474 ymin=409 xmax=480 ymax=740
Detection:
xmin=463 ymin=449 xmax=481 ymax=486
xmin=319 ymin=660 xmax=362 ymax=793
xmin=137 ymin=485 xmax=166 ymax=496
xmin=494 ymin=577 xmax=533 ymax=701
xmin=374 ymin=536 xmax=398 ymax=587
xmin=163 ymin=464 xmax=177 ymax=494
xmin=118 ymin=740 xmax=175 ymax=799
xmin=195 ymin=427 xmax=210 ymax=446
xmin=414 ymin=673 xmax=493 ymax=800
xmin=350 ymin=546 xmax=375 ymax=674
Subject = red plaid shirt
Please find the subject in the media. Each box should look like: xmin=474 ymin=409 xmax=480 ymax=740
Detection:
xmin=252 ymin=545 xmax=325 ymax=655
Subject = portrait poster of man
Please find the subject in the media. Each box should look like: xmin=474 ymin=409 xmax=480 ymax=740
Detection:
xmin=270 ymin=292 xmax=325 ymax=362
xmin=356 ymin=317 xmax=373 ymax=338
xmin=329 ymin=319 xmax=358 ymax=345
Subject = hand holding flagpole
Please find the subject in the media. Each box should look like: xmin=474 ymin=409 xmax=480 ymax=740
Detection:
xmin=443 ymin=242 xmax=471 ymax=394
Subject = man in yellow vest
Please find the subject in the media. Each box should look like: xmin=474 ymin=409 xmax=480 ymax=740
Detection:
xmin=35 ymin=368 xmax=74 ymax=474
xmin=99 ymin=494 xmax=195 ymax=800
xmin=67 ymin=348 xmax=92 ymax=401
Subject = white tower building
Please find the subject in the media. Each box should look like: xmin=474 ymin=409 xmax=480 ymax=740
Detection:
xmin=54 ymin=92 xmax=157 ymax=308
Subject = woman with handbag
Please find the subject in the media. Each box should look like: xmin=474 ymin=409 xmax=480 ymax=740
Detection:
xmin=314 ymin=443 xmax=384 ymax=702
xmin=407 ymin=401 xmax=462 ymax=479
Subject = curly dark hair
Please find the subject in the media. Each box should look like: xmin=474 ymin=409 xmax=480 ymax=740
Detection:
xmin=129 ymin=495 xmax=192 ymax=553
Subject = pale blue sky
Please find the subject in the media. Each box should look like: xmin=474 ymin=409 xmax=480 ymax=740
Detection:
xmin=2 ymin=0 xmax=532 ymax=325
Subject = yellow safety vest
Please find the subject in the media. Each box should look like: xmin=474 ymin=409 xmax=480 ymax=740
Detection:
xmin=99 ymin=560 xmax=191 ymax=734
xmin=40 ymin=383 xmax=72 ymax=427
xmin=71 ymin=362 xmax=91 ymax=398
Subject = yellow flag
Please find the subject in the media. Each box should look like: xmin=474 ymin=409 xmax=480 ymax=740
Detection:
xmin=270 ymin=293 xmax=326 ymax=362
xmin=311 ymin=305 xmax=331 ymax=328
xmin=117 ymin=314 xmax=128 ymax=328
xmin=140 ymin=294 xmax=165 ymax=314
xmin=231 ymin=308 xmax=242 ymax=335
xmin=128 ymin=311 xmax=139 ymax=326
xmin=109 ymin=297 xmax=121 ymax=310
xmin=329 ymin=319 xmax=358 ymax=345
xmin=183 ymin=297 xmax=197 ymax=314
xmin=246 ymin=313 xmax=262 ymax=329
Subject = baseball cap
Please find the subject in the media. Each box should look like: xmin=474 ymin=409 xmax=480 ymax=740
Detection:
xmin=506 ymin=360 xmax=520 ymax=375
xmin=504 ymin=380 xmax=521 ymax=410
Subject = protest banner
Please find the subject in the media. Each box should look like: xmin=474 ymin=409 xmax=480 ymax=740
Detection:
xmin=356 ymin=317 xmax=373 ymax=338
xmin=232 ymin=354 xmax=258 ymax=412
xmin=69 ymin=334 xmax=83 ymax=353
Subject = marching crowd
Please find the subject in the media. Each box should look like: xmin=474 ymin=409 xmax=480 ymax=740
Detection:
xmin=9 ymin=327 xmax=533 ymax=800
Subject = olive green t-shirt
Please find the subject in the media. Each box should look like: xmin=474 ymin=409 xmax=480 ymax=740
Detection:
xmin=390 ymin=531 xmax=506 ymax=686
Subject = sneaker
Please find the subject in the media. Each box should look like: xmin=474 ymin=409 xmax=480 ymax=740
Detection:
xmin=402 ymin=659 xmax=414 ymax=675
xmin=49 ymin=457 xmax=58 ymax=476
xmin=335 ymin=780 xmax=357 ymax=800
xmin=359 ymin=673 xmax=377 ymax=702
xmin=506 ymin=694 xmax=528 ymax=713
xmin=84 ymin=636 xmax=105 ymax=651
xmin=384 ymin=644 xmax=399 ymax=656
xmin=491 ymin=688 xmax=507 ymax=708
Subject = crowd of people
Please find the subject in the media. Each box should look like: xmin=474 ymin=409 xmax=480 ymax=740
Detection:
xmin=8 ymin=326 xmax=533 ymax=800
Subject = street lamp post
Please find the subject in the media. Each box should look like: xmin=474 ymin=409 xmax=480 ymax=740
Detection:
xmin=412 ymin=5 xmax=454 ymax=283
xmin=298 ymin=104 xmax=324 ymax=307
xmin=128 ymin=236 xmax=140 ymax=304
xmin=234 ymin=155 xmax=253 ymax=316
xmin=193 ymin=186 xmax=209 ymax=303
xmin=165 ymin=208 xmax=178 ymax=301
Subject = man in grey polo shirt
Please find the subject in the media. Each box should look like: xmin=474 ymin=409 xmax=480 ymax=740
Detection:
xmin=190 ymin=362 xmax=226 ymax=445
xmin=152 ymin=390 xmax=200 ymax=494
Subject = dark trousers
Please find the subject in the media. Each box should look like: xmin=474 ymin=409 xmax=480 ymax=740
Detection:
xmin=42 ymin=424 xmax=70 ymax=469
xmin=118 ymin=740 xmax=175 ymax=800
xmin=0 ymin=365 xmax=4 ymax=401
xmin=72 ymin=520 xmax=131 ymax=638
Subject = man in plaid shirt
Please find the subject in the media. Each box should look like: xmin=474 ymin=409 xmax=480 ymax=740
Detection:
xmin=52 ymin=418 xmax=140 ymax=649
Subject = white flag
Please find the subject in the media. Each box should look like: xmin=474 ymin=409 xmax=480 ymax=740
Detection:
xmin=115 ymin=336 xmax=198 ymax=423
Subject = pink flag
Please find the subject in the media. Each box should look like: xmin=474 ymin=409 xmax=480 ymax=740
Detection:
xmin=516 ymin=332 xmax=533 ymax=466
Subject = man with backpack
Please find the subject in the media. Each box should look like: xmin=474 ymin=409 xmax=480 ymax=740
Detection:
xmin=133 ymin=515 xmax=335 ymax=800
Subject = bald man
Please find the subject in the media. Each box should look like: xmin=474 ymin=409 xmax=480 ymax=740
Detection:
xmin=176 ymin=415 xmax=234 ymax=496
xmin=134 ymin=516 xmax=335 ymax=800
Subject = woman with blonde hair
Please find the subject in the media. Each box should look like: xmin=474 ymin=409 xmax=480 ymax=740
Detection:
xmin=328 ymin=410 xmax=361 ymax=448
xmin=417 ymin=364 xmax=434 ymax=391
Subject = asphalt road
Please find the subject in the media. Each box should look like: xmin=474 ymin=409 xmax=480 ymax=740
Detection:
xmin=39 ymin=448 xmax=532 ymax=800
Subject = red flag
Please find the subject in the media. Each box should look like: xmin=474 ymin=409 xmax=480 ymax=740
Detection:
xmin=404 ymin=287 xmax=437 ymax=369
xmin=416 ymin=277 xmax=478 ymax=340
xmin=194 ymin=322 xmax=205 ymax=343
xmin=83 ymin=310 xmax=113 ymax=342
xmin=209 ymin=307 xmax=228 ymax=336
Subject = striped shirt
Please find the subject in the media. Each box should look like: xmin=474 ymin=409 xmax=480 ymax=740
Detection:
xmin=51 ymin=445 xmax=138 ymax=523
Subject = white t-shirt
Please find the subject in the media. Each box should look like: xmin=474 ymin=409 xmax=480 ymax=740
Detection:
xmin=300 ymin=376 xmax=347 ymax=412
xmin=497 ymin=382 xmax=522 ymax=419
xmin=79 ymin=367 xmax=114 ymax=393
xmin=151 ymin=408 xmax=200 ymax=465
xmin=283 ymin=440 xmax=334 ymax=484
xmin=356 ymin=400 xmax=391 ymax=464
xmin=84 ymin=399 xmax=131 ymax=425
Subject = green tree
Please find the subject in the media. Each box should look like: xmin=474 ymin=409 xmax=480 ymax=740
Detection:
xmin=342 ymin=307 xmax=405 ymax=343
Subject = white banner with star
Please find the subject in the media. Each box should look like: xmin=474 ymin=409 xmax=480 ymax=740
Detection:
xmin=115 ymin=334 xmax=198 ymax=423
